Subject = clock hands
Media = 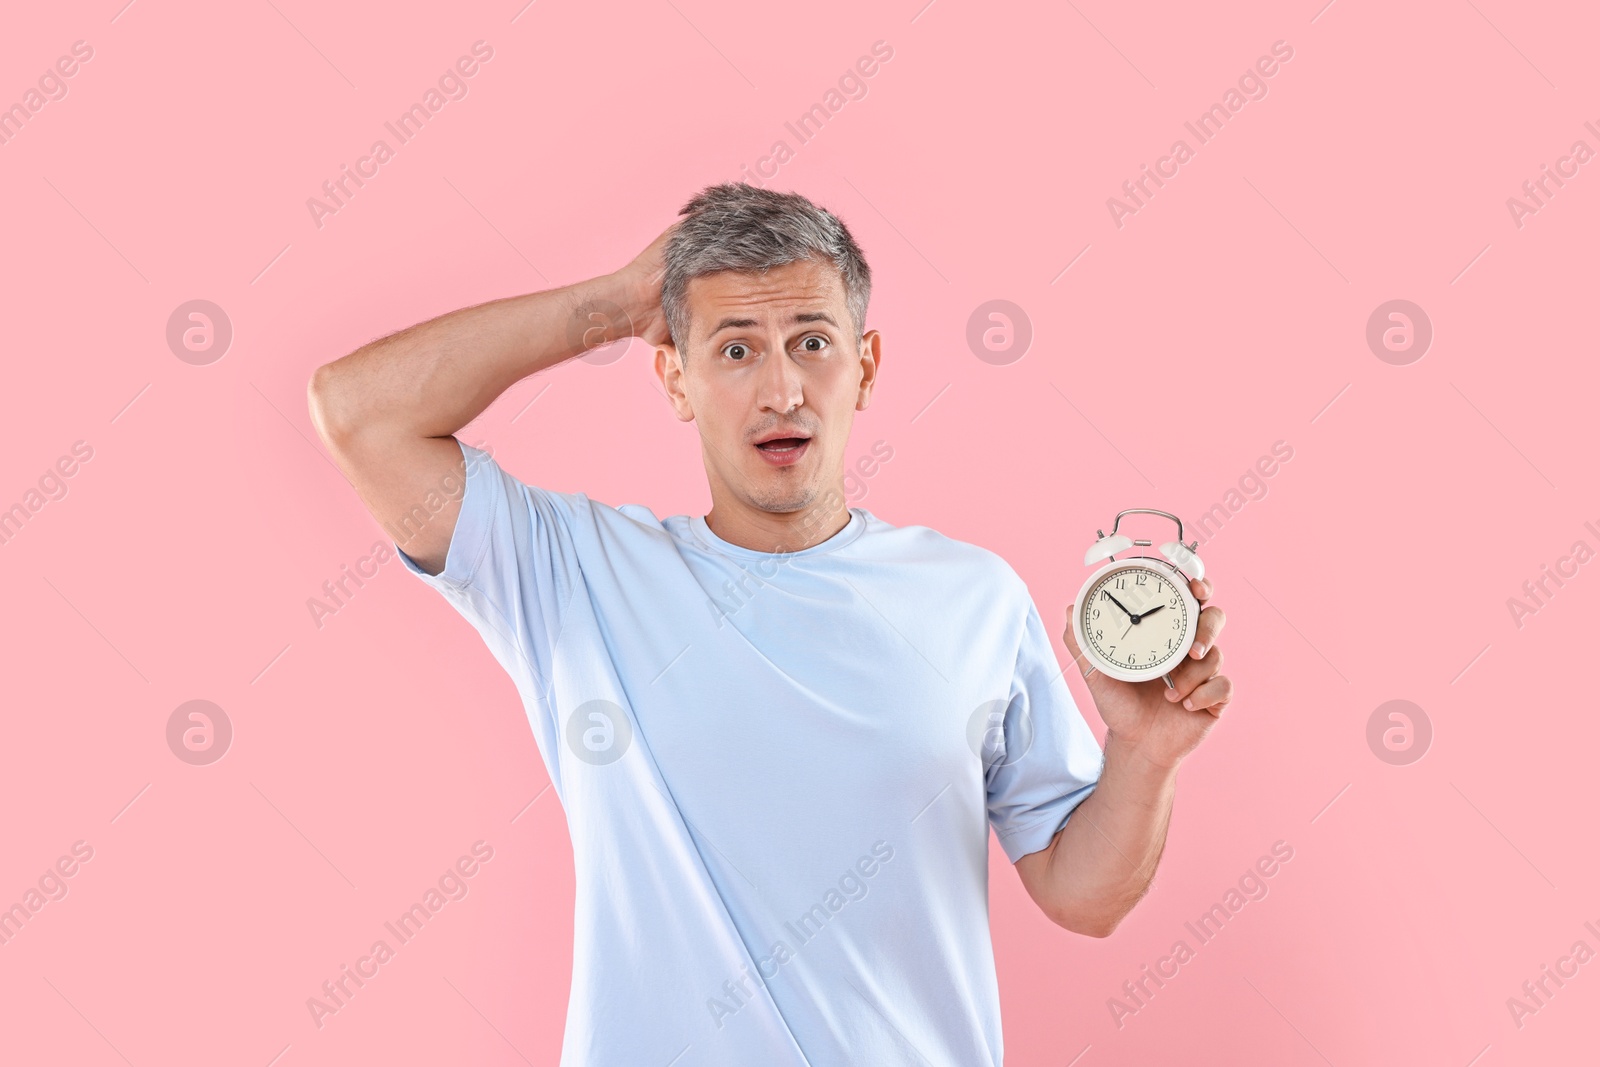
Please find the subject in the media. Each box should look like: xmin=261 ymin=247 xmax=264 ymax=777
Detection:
xmin=1103 ymin=592 xmax=1138 ymax=621
xmin=1104 ymin=589 xmax=1166 ymax=625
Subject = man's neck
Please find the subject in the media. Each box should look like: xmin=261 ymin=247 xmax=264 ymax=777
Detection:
xmin=704 ymin=489 xmax=852 ymax=554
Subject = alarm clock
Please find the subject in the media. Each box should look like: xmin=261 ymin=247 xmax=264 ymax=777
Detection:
xmin=1071 ymin=509 xmax=1206 ymax=685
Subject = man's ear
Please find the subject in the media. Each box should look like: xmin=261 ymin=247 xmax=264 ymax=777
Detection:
xmin=654 ymin=343 xmax=695 ymax=422
xmin=856 ymin=329 xmax=882 ymax=411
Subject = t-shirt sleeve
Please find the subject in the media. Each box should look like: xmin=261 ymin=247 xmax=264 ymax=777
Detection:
xmin=393 ymin=437 xmax=584 ymax=726
xmin=986 ymin=597 xmax=1105 ymax=863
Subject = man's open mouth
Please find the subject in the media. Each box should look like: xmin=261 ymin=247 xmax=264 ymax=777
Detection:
xmin=753 ymin=435 xmax=812 ymax=467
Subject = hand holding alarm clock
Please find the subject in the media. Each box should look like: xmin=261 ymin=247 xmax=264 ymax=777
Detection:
xmin=1072 ymin=509 xmax=1205 ymax=685
xmin=1063 ymin=509 xmax=1232 ymax=770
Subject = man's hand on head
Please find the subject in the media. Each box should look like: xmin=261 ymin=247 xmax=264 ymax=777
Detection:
xmin=615 ymin=221 xmax=681 ymax=349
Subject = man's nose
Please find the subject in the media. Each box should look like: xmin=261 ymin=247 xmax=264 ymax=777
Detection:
xmin=757 ymin=345 xmax=804 ymax=414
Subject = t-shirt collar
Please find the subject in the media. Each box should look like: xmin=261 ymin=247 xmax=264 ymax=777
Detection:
xmin=690 ymin=507 xmax=867 ymax=560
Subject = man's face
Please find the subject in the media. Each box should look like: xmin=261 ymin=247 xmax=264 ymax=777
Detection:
xmin=656 ymin=258 xmax=880 ymax=527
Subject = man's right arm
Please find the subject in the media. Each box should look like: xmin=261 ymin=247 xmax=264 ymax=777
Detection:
xmin=307 ymin=226 xmax=676 ymax=575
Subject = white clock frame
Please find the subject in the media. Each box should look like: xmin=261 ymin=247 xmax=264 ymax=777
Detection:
xmin=1071 ymin=509 xmax=1206 ymax=685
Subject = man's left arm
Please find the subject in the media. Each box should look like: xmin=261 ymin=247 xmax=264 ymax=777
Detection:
xmin=1014 ymin=577 xmax=1230 ymax=937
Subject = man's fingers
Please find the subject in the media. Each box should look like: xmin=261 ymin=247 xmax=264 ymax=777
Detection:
xmin=1179 ymin=675 xmax=1233 ymax=712
xmin=1189 ymin=577 xmax=1212 ymax=603
xmin=1163 ymin=645 xmax=1222 ymax=701
xmin=1061 ymin=605 xmax=1098 ymax=679
xmin=1062 ymin=605 xmax=1080 ymax=653
xmin=1189 ymin=604 xmax=1226 ymax=659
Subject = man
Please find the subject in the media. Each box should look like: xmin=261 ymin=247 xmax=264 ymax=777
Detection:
xmin=308 ymin=182 xmax=1231 ymax=1065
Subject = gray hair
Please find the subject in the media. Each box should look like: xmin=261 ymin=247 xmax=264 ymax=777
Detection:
xmin=661 ymin=182 xmax=872 ymax=357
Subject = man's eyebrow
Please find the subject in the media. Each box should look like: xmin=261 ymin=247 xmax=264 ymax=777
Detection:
xmin=791 ymin=312 xmax=838 ymax=327
xmin=707 ymin=311 xmax=840 ymax=335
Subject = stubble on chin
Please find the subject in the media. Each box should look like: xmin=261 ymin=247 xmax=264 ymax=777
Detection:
xmin=746 ymin=477 xmax=819 ymax=516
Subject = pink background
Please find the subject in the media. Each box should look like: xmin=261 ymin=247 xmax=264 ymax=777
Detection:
xmin=2 ymin=0 xmax=1596 ymax=1063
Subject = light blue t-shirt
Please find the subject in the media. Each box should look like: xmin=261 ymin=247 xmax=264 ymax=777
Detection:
xmin=397 ymin=438 xmax=1103 ymax=1066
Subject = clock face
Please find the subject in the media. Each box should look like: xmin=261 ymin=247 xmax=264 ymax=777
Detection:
xmin=1079 ymin=562 xmax=1192 ymax=678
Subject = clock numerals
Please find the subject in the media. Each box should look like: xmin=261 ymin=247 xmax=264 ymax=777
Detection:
xmin=1084 ymin=566 xmax=1190 ymax=676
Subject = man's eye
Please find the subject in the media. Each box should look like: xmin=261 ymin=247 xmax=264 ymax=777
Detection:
xmin=798 ymin=335 xmax=828 ymax=353
xmin=724 ymin=343 xmax=750 ymax=361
